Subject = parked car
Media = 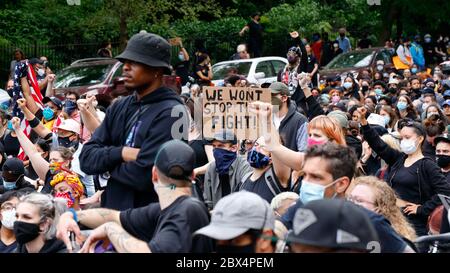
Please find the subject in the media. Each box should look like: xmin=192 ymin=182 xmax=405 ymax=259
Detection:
xmin=53 ymin=58 xmax=181 ymax=107
xmin=319 ymin=47 xmax=394 ymax=82
xmin=211 ymin=56 xmax=288 ymax=86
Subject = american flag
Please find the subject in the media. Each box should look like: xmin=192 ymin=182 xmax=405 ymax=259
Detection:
xmin=9 ymin=60 xmax=44 ymax=160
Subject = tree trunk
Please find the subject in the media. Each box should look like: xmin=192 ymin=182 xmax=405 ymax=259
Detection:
xmin=379 ymin=3 xmax=399 ymax=45
xmin=119 ymin=14 xmax=128 ymax=51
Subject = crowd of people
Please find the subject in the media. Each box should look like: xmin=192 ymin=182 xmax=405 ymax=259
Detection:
xmin=0 ymin=26 xmax=449 ymax=254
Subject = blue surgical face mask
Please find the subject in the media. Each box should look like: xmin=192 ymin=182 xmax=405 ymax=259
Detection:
xmin=299 ymin=179 xmax=339 ymax=204
xmin=411 ymin=68 xmax=418 ymax=74
xmin=7 ymin=120 xmax=13 ymax=131
xmin=43 ymin=107 xmax=55 ymax=121
xmin=397 ymin=101 xmax=408 ymax=111
xmin=178 ymin=53 xmax=185 ymax=62
xmin=384 ymin=115 xmax=391 ymax=126
xmin=213 ymin=148 xmax=237 ymax=175
xmin=374 ymin=88 xmax=383 ymax=96
xmin=247 ymin=148 xmax=270 ymax=169
xmin=3 ymin=180 xmax=17 ymax=191
xmin=343 ymin=82 xmax=353 ymax=90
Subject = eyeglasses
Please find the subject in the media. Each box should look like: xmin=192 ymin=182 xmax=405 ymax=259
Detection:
xmin=1 ymin=202 xmax=16 ymax=211
xmin=346 ymin=195 xmax=375 ymax=206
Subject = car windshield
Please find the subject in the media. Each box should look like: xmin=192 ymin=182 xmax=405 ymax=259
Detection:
xmin=54 ymin=64 xmax=113 ymax=88
xmin=325 ymin=51 xmax=375 ymax=69
xmin=212 ymin=62 xmax=252 ymax=80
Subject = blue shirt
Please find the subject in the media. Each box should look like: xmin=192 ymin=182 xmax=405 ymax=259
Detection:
xmin=337 ymin=36 xmax=351 ymax=53
xmin=281 ymin=199 xmax=408 ymax=253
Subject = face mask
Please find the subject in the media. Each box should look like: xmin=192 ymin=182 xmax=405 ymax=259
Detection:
xmin=49 ymin=161 xmax=65 ymax=174
xmin=64 ymin=100 xmax=77 ymax=116
xmin=271 ymin=96 xmax=282 ymax=106
xmin=13 ymin=221 xmax=42 ymax=244
xmin=422 ymin=103 xmax=429 ymax=112
xmin=299 ymin=179 xmax=338 ymax=204
xmin=384 ymin=116 xmax=391 ymax=126
xmin=54 ymin=191 xmax=75 ymax=208
xmin=307 ymin=138 xmax=327 ymax=147
xmin=1 ymin=209 xmax=16 ymax=229
xmin=427 ymin=112 xmax=439 ymax=118
xmin=425 ymin=38 xmax=431 ymax=43
xmin=331 ymin=96 xmax=340 ymax=103
xmin=374 ymin=88 xmax=383 ymax=96
xmin=43 ymin=107 xmax=55 ymax=121
xmin=7 ymin=120 xmax=13 ymax=131
xmin=247 ymin=148 xmax=270 ymax=169
xmin=58 ymin=136 xmax=78 ymax=149
xmin=377 ymin=65 xmax=384 ymax=71
xmin=178 ymin=53 xmax=185 ymax=62
xmin=397 ymin=101 xmax=407 ymax=111
xmin=400 ymin=138 xmax=418 ymax=155
xmin=339 ymin=33 xmax=345 ymax=37
xmin=343 ymin=82 xmax=352 ymax=90
xmin=213 ymin=148 xmax=237 ymax=175
xmin=216 ymin=243 xmax=255 ymax=253
xmin=37 ymin=69 xmax=45 ymax=77
xmin=437 ymin=155 xmax=450 ymax=168
xmin=361 ymin=85 xmax=369 ymax=92
xmin=3 ymin=180 xmax=17 ymax=191
xmin=287 ymin=55 xmax=297 ymax=64
xmin=411 ymin=68 xmax=418 ymax=74
xmin=388 ymin=88 xmax=397 ymax=94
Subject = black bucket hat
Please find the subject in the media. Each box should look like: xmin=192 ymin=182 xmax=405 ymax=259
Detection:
xmin=116 ymin=32 xmax=172 ymax=75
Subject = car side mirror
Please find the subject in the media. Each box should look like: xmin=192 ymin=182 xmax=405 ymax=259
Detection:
xmin=254 ymin=72 xmax=265 ymax=79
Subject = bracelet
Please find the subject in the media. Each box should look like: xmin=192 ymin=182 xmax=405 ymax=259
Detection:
xmin=28 ymin=117 xmax=40 ymax=128
xmin=69 ymin=208 xmax=78 ymax=223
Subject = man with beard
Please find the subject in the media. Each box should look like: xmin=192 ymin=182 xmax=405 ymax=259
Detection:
xmin=79 ymin=32 xmax=189 ymax=210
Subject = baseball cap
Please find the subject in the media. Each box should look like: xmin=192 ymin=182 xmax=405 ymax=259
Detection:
xmin=443 ymin=90 xmax=450 ymax=98
xmin=154 ymin=140 xmax=195 ymax=181
xmin=435 ymin=133 xmax=450 ymax=145
xmin=286 ymin=199 xmax=378 ymax=252
xmin=194 ymin=191 xmax=275 ymax=240
xmin=421 ymin=87 xmax=435 ymax=95
xmin=42 ymin=96 xmax=63 ymax=110
xmin=269 ymin=82 xmax=290 ymax=96
xmin=287 ymin=46 xmax=301 ymax=56
xmin=29 ymin=58 xmax=44 ymax=65
xmin=423 ymin=78 xmax=435 ymax=86
xmin=116 ymin=32 xmax=172 ymax=75
xmin=443 ymin=99 xmax=450 ymax=107
xmin=57 ymin=118 xmax=81 ymax=135
xmin=388 ymin=78 xmax=399 ymax=85
xmin=367 ymin=113 xmax=386 ymax=128
xmin=2 ymin=158 xmax=25 ymax=178
xmin=327 ymin=110 xmax=349 ymax=129
xmin=206 ymin=130 xmax=238 ymax=145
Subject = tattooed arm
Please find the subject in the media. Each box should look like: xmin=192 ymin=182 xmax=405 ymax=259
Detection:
xmin=104 ymin=222 xmax=151 ymax=253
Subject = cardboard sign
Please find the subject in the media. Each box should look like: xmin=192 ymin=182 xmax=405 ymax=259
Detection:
xmin=202 ymin=86 xmax=271 ymax=141
xmin=168 ymin=37 xmax=182 ymax=46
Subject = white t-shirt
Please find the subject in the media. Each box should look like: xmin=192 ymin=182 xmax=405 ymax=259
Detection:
xmin=272 ymin=113 xmax=286 ymax=130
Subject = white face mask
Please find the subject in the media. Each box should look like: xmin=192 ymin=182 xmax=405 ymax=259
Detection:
xmin=37 ymin=68 xmax=45 ymax=77
xmin=1 ymin=209 xmax=16 ymax=230
xmin=400 ymin=139 xmax=418 ymax=155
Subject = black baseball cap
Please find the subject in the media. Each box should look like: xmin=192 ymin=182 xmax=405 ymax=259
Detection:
xmin=435 ymin=133 xmax=450 ymax=145
xmin=206 ymin=130 xmax=238 ymax=145
xmin=29 ymin=58 xmax=44 ymax=65
xmin=154 ymin=140 xmax=195 ymax=181
xmin=287 ymin=199 xmax=379 ymax=252
xmin=116 ymin=32 xmax=172 ymax=75
xmin=42 ymin=96 xmax=63 ymax=110
xmin=2 ymin=158 xmax=25 ymax=178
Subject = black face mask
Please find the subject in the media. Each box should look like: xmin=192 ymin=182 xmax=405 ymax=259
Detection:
xmin=361 ymin=85 xmax=369 ymax=92
xmin=58 ymin=136 xmax=79 ymax=150
xmin=216 ymin=243 xmax=255 ymax=253
xmin=13 ymin=221 xmax=41 ymax=244
xmin=388 ymin=88 xmax=397 ymax=94
xmin=437 ymin=155 xmax=450 ymax=169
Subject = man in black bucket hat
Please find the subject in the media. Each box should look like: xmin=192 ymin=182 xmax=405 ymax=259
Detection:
xmin=80 ymin=32 xmax=189 ymax=210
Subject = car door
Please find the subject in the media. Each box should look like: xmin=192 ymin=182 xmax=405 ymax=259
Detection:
xmin=254 ymin=60 xmax=276 ymax=85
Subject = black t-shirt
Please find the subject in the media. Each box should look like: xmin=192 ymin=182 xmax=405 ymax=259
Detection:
xmin=391 ymin=159 xmax=422 ymax=203
xmin=358 ymin=38 xmax=372 ymax=49
xmin=422 ymin=141 xmax=436 ymax=158
xmin=175 ymin=60 xmax=190 ymax=86
xmin=306 ymin=54 xmax=318 ymax=74
xmin=247 ymin=20 xmax=263 ymax=44
xmin=120 ymin=195 xmax=213 ymax=253
xmin=241 ymin=168 xmax=289 ymax=203
xmin=423 ymin=42 xmax=435 ymax=59
xmin=41 ymin=170 xmax=54 ymax=194
xmin=194 ymin=64 xmax=210 ymax=85
xmin=189 ymin=140 xmax=208 ymax=169
xmin=0 ymin=239 xmax=17 ymax=253
xmin=3 ymin=133 xmax=20 ymax=157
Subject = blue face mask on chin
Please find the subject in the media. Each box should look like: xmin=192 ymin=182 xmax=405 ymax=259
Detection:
xmin=247 ymin=148 xmax=270 ymax=169
xmin=213 ymin=148 xmax=237 ymax=175
xmin=43 ymin=107 xmax=55 ymax=121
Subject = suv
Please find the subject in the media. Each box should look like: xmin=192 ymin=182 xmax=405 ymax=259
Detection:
xmin=53 ymin=58 xmax=181 ymax=107
xmin=211 ymin=57 xmax=288 ymax=86
xmin=319 ymin=47 xmax=394 ymax=82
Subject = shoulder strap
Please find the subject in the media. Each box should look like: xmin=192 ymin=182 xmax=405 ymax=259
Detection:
xmin=264 ymin=167 xmax=282 ymax=197
xmin=124 ymin=102 xmax=153 ymax=140
xmin=237 ymin=171 xmax=253 ymax=191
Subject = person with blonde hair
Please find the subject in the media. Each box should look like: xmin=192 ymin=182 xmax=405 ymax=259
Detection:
xmin=14 ymin=193 xmax=67 ymax=253
xmin=348 ymin=176 xmax=417 ymax=242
